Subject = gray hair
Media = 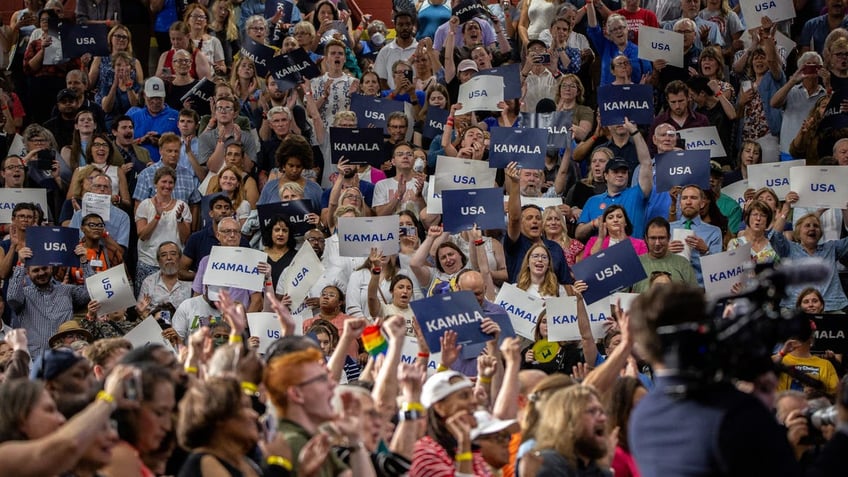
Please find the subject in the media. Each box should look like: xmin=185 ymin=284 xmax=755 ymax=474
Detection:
xmin=796 ymin=51 xmax=823 ymax=69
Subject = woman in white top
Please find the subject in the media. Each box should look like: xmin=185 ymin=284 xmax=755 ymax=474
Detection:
xmin=135 ymin=166 xmax=192 ymax=287
xmin=368 ymin=257 xmax=418 ymax=337
xmin=346 ymin=248 xmax=422 ymax=319
xmin=516 ymin=243 xmax=566 ymax=298
xmin=207 ymin=165 xmax=251 ymax=225
xmin=67 ymin=132 xmax=131 ymax=209
xmin=184 ymin=3 xmax=226 ymax=75
xmin=519 ymin=0 xmax=560 ymax=45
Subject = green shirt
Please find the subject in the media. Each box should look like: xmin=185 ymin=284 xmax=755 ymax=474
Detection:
xmin=278 ymin=418 xmax=349 ymax=477
xmin=631 ymin=253 xmax=698 ymax=293
xmin=717 ymin=192 xmax=743 ymax=234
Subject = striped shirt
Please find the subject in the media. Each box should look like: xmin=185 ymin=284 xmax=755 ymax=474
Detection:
xmin=410 ymin=436 xmax=492 ymax=477
xmin=8 ymin=264 xmax=93 ymax=358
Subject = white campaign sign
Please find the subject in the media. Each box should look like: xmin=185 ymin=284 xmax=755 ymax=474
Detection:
xmin=85 ymin=265 xmax=136 ymax=316
xmin=400 ymin=337 xmax=442 ymax=375
xmin=673 ymin=228 xmax=694 ymax=261
xmin=124 ymin=318 xmax=176 ymax=353
xmin=456 ymin=75 xmax=504 ymax=114
xmin=546 ymin=296 xmax=581 ymax=342
xmin=722 ymin=179 xmax=749 ymax=209
xmin=748 ymin=160 xmax=805 ymax=198
xmin=740 ymin=0 xmax=795 ymax=26
xmin=277 ymin=244 xmax=324 ymax=308
xmin=790 ymin=166 xmax=848 ymax=209
xmin=678 ymin=126 xmax=727 ymax=158
xmin=701 ymin=243 xmax=752 ymax=299
xmin=584 ymin=297 xmax=613 ymax=339
xmin=637 ymin=26 xmax=684 ymax=67
xmin=80 ymin=193 xmax=111 ymax=221
xmin=494 ymin=283 xmax=544 ymax=339
xmin=202 ymin=246 xmax=268 ymax=291
xmin=612 ymin=292 xmax=640 ymax=313
xmin=247 ymin=312 xmax=282 ymax=354
xmin=429 ymin=156 xmax=497 ymax=213
xmin=0 ymin=189 xmax=49 ymax=223
xmin=337 ymin=216 xmax=400 ymax=257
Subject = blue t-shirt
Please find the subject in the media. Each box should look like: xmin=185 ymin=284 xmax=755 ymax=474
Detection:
xmin=579 ymin=185 xmax=649 ymax=238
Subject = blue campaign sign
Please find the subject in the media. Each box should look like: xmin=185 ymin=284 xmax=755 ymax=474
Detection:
xmin=654 ymin=149 xmax=711 ymax=192
xmin=410 ymin=291 xmax=491 ymax=353
xmin=350 ymin=94 xmax=404 ymax=133
xmin=264 ymin=0 xmax=294 ymax=21
xmin=442 ymin=187 xmax=505 ymax=232
xmin=267 ymin=48 xmax=321 ymax=85
xmin=597 ymin=84 xmax=654 ymax=126
xmin=477 ymin=64 xmax=521 ymax=100
xmin=60 ymin=23 xmax=109 ymax=59
xmin=519 ymin=111 xmax=573 ymax=150
xmin=329 ymin=127 xmax=385 ymax=166
xmin=571 ymin=240 xmax=647 ymax=304
xmin=26 ymin=226 xmax=80 ymax=267
xmin=453 ymin=0 xmax=490 ymax=23
xmin=488 ymin=127 xmax=548 ymax=169
xmin=423 ymin=107 xmax=450 ymax=140
xmin=179 ymin=77 xmax=215 ymax=108
xmin=821 ymin=88 xmax=848 ymax=130
xmin=239 ymin=38 xmax=275 ymax=77
xmin=257 ymin=199 xmax=316 ymax=237
xmin=460 ymin=309 xmax=516 ymax=359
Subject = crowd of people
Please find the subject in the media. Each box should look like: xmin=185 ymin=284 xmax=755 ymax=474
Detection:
xmin=2 ymin=0 xmax=848 ymax=475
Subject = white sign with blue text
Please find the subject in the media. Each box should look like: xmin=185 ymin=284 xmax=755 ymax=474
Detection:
xmin=337 ymin=216 xmax=400 ymax=257
xmin=740 ymin=0 xmax=795 ymax=26
xmin=86 ymin=265 xmax=136 ymax=316
xmin=700 ymin=243 xmax=752 ymax=299
xmin=277 ymin=243 xmax=324 ymax=308
xmin=721 ymin=179 xmax=748 ymax=209
xmin=456 ymin=75 xmax=504 ymax=114
xmin=637 ymin=26 xmax=684 ymax=68
xmin=790 ymin=166 xmax=848 ymax=209
xmin=678 ymin=126 xmax=728 ymax=158
xmin=494 ymin=283 xmax=544 ymax=339
xmin=124 ymin=318 xmax=176 ymax=354
xmin=202 ymin=246 xmax=268 ymax=291
xmin=429 ymin=156 xmax=496 ymax=214
xmin=0 ymin=188 xmax=49 ymax=223
xmin=748 ymin=159 xmax=805 ymax=198
xmin=247 ymin=312 xmax=282 ymax=354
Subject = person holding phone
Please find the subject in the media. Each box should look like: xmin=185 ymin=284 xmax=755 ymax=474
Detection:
xmin=521 ymin=39 xmax=557 ymax=112
xmin=586 ymin=5 xmax=651 ymax=86
xmin=771 ymin=51 xmax=827 ymax=161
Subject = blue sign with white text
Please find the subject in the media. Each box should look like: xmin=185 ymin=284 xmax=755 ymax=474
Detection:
xmin=442 ymin=187 xmax=505 ymax=232
xmin=477 ymin=64 xmax=521 ymax=100
xmin=60 ymin=23 xmax=109 ymax=59
xmin=350 ymin=94 xmax=404 ymax=133
xmin=330 ymin=127 xmax=385 ymax=166
xmin=239 ymin=38 xmax=275 ymax=77
xmin=257 ymin=199 xmax=315 ymax=237
xmin=423 ymin=107 xmax=450 ymax=140
xmin=571 ymin=240 xmax=647 ymax=304
xmin=27 ymin=226 xmax=80 ymax=267
xmin=410 ymin=291 xmax=491 ymax=353
xmin=654 ymin=149 xmax=711 ymax=192
xmin=488 ymin=127 xmax=548 ymax=169
xmin=597 ymin=84 xmax=654 ymax=126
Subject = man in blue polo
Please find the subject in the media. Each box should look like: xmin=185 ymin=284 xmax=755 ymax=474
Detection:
xmin=127 ymin=77 xmax=180 ymax=162
xmin=575 ymin=118 xmax=653 ymax=240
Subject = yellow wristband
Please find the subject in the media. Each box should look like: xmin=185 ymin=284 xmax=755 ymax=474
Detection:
xmin=241 ymin=381 xmax=259 ymax=395
xmin=266 ymin=455 xmax=293 ymax=471
xmin=479 ymin=376 xmax=492 ymax=384
xmin=401 ymin=402 xmax=425 ymax=413
xmin=437 ymin=364 xmax=450 ymax=372
xmin=229 ymin=335 xmax=243 ymax=344
xmin=96 ymin=390 xmax=115 ymax=403
xmin=184 ymin=366 xmax=198 ymax=374
xmin=455 ymin=451 xmax=473 ymax=462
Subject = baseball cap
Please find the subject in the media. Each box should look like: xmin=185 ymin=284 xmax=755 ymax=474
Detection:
xmin=470 ymin=410 xmax=518 ymax=441
xmin=144 ymin=77 xmax=166 ymax=98
xmin=56 ymin=88 xmax=78 ymax=102
xmin=709 ymin=160 xmax=723 ymax=176
xmin=421 ymin=370 xmax=473 ymax=407
xmin=458 ymin=59 xmax=478 ymax=73
xmin=30 ymin=348 xmax=85 ymax=380
xmin=604 ymin=157 xmax=629 ymax=172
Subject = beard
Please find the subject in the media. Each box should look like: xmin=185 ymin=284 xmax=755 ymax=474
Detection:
xmin=574 ymin=432 xmax=607 ymax=462
xmin=161 ymin=263 xmax=179 ymax=276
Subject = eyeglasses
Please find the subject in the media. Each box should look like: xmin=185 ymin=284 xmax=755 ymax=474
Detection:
xmin=113 ymin=34 xmax=129 ymax=40
xmin=608 ymin=26 xmax=627 ymax=33
xmin=248 ymin=26 xmax=266 ymax=31
xmin=91 ymin=142 xmax=110 ymax=148
xmin=216 ymin=106 xmax=234 ymax=112
xmin=321 ymin=291 xmax=339 ymax=298
xmin=14 ymin=214 xmax=35 ymax=220
xmin=174 ymin=58 xmax=192 ymax=64
xmin=296 ymin=372 xmax=330 ymax=387
xmin=189 ymin=13 xmax=207 ymax=19
xmin=585 ymin=406 xmax=606 ymax=417
xmin=84 ymin=222 xmax=105 ymax=229
xmin=4 ymin=165 xmax=24 ymax=171
xmin=529 ymin=253 xmax=549 ymax=261
xmin=480 ymin=432 xmax=512 ymax=444
xmin=29 ymin=137 xmax=48 ymax=143
xmin=218 ymin=229 xmax=240 ymax=235
xmin=306 ymin=236 xmax=325 ymax=243
xmin=560 ymin=83 xmax=578 ymax=90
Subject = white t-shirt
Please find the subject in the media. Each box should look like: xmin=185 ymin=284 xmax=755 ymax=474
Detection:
xmin=136 ymin=199 xmax=192 ymax=266
xmin=172 ymin=295 xmax=222 ymax=341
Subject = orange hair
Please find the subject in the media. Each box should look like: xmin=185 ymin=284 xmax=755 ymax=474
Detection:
xmin=263 ymin=348 xmax=324 ymax=414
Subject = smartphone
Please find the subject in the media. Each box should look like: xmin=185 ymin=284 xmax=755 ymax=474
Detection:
xmin=36 ymin=149 xmax=53 ymax=170
xmin=403 ymin=69 xmax=413 ymax=83
xmin=534 ymin=53 xmax=551 ymax=64
xmin=399 ymin=226 xmax=417 ymax=237
xmin=801 ymin=64 xmax=821 ymax=75
xmin=740 ymin=80 xmax=752 ymax=92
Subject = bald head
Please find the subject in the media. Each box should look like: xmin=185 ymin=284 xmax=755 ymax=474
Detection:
xmin=458 ymin=270 xmax=485 ymax=305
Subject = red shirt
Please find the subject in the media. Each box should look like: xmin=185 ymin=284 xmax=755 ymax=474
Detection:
xmin=616 ymin=8 xmax=660 ymax=44
xmin=410 ymin=436 xmax=492 ymax=477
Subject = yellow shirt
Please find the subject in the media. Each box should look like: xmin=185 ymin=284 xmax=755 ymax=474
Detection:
xmin=777 ymin=354 xmax=839 ymax=396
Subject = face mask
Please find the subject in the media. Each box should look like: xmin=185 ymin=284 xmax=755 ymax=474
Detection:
xmin=370 ymin=32 xmax=385 ymax=47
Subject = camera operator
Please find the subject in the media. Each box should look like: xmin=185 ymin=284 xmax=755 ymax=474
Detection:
xmin=628 ymin=283 xmax=801 ymax=477
xmin=806 ymin=377 xmax=848 ymax=477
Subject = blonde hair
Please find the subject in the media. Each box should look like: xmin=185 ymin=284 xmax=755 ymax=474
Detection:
xmin=534 ymin=385 xmax=604 ymax=467
xmin=516 ymin=244 xmax=560 ymax=297
xmin=278 ymin=182 xmax=305 ymax=201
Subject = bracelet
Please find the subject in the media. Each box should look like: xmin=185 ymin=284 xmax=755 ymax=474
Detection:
xmin=267 ymin=456 xmax=293 ymax=471
xmin=630 ymin=130 xmax=639 ymax=137
xmin=437 ymin=364 xmax=450 ymax=372
xmin=154 ymin=214 xmax=161 ymax=220
xmin=590 ymin=135 xmax=597 ymax=142
xmin=96 ymin=390 xmax=115 ymax=404
xmin=446 ymin=117 xmax=455 ymax=127
xmin=229 ymin=335 xmax=243 ymax=344
xmin=715 ymin=90 xmax=722 ymax=98
xmin=778 ymin=350 xmax=786 ymax=357
xmin=479 ymin=375 xmax=492 ymax=384
xmin=398 ymin=409 xmax=424 ymax=421
xmin=372 ymin=267 xmax=382 ymax=275
xmin=402 ymin=402 xmax=426 ymax=413
xmin=417 ymin=352 xmax=430 ymax=359
xmin=455 ymin=451 xmax=473 ymax=462
xmin=185 ymin=365 xmax=199 ymax=374
xmin=241 ymin=381 xmax=259 ymax=395
xmin=265 ymin=280 xmax=273 ymax=288
xmin=474 ymin=238 xmax=485 ymax=246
